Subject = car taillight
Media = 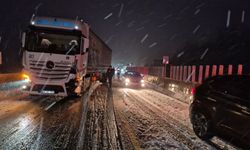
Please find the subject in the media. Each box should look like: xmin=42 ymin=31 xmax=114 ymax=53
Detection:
xmin=191 ymin=87 xmax=196 ymax=95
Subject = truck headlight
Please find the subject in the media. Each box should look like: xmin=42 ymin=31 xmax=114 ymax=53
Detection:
xmin=22 ymin=73 xmax=31 ymax=82
xmin=141 ymin=80 xmax=145 ymax=83
xmin=125 ymin=78 xmax=130 ymax=83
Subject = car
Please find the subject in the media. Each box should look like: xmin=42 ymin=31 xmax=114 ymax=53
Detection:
xmin=189 ymin=75 xmax=250 ymax=148
xmin=122 ymin=71 xmax=145 ymax=87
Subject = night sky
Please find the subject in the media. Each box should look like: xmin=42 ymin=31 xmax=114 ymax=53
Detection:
xmin=0 ymin=0 xmax=250 ymax=71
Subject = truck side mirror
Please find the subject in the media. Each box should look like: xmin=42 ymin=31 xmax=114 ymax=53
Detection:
xmin=21 ymin=32 xmax=26 ymax=48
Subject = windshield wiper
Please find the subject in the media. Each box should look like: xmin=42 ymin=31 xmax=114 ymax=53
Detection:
xmin=66 ymin=44 xmax=76 ymax=55
xmin=66 ymin=40 xmax=78 ymax=55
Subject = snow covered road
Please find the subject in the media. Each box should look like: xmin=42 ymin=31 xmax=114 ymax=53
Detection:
xmin=0 ymin=80 xmax=243 ymax=150
xmin=113 ymin=81 xmax=241 ymax=150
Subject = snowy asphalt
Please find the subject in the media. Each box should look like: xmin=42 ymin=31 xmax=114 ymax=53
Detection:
xmin=112 ymin=80 xmax=241 ymax=150
xmin=0 ymin=93 xmax=82 ymax=149
xmin=0 ymin=80 xmax=243 ymax=150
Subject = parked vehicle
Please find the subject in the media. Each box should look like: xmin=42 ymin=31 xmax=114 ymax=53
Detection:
xmin=21 ymin=16 xmax=111 ymax=97
xmin=190 ymin=75 xmax=250 ymax=148
xmin=123 ymin=71 xmax=145 ymax=87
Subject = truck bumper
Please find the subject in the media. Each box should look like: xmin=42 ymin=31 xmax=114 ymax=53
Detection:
xmin=22 ymin=82 xmax=68 ymax=97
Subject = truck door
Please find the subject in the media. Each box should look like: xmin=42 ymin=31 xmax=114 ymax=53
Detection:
xmin=76 ymin=37 xmax=89 ymax=76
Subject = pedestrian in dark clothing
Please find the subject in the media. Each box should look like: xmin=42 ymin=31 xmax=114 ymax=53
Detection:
xmin=106 ymin=65 xmax=115 ymax=88
xmin=117 ymin=70 xmax=121 ymax=80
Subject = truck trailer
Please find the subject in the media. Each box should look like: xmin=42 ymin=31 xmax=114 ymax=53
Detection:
xmin=21 ymin=16 xmax=112 ymax=97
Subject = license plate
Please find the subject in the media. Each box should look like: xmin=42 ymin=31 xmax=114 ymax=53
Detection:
xmin=41 ymin=90 xmax=55 ymax=94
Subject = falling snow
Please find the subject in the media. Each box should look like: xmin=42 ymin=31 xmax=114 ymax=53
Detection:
xmin=200 ymin=48 xmax=209 ymax=60
xmin=180 ymin=6 xmax=190 ymax=14
xmin=136 ymin=27 xmax=145 ymax=31
xmin=194 ymin=9 xmax=200 ymax=15
xmin=157 ymin=23 xmax=167 ymax=28
xmin=185 ymin=70 xmax=195 ymax=82
xmin=115 ymin=21 xmax=122 ymax=26
xmin=170 ymin=34 xmax=177 ymax=41
xmin=141 ymin=34 xmax=149 ymax=43
xmin=127 ymin=20 xmax=135 ymax=28
xmin=177 ymin=51 xmax=185 ymax=58
xmin=104 ymin=13 xmax=113 ymax=20
xmin=106 ymin=35 xmax=114 ymax=44
xmin=141 ymin=19 xmax=151 ymax=25
xmin=118 ymin=3 xmax=124 ymax=18
xmin=241 ymin=10 xmax=245 ymax=23
xmin=226 ymin=10 xmax=231 ymax=28
xmin=192 ymin=25 xmax=200 ymax=34
xmin=163 ymin=14 xmax=172 ymax=20
xmin=149 ymin=42 xmax=157 ymax=48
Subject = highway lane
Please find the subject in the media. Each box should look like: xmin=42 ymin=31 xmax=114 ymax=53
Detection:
xmin=0 ymin=81 xmax=122 ymax=150
xmin=112 ymin=80 xmax=240 ymax=150
xmin=0 ymin=94 xmax=82 ymax=149
xmin=0 ymin=80 xmax=242 ymax=150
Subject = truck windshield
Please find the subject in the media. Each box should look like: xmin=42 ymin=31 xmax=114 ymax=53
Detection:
xmin=25 ymin=31 xmax=80 ymax=55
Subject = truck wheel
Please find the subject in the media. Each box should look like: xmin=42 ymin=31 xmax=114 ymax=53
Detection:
xmin=191 ymin=111 xmax=213 ymax=140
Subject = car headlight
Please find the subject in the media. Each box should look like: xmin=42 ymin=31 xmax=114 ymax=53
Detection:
xmin=141 ymin=80 xmax=145 ymax=83
xmin=125 ymin=78 xmax=130 ymax=83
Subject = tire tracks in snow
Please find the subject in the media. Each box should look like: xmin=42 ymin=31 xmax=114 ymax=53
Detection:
xmin=121 ymin=88 xmax=214 ymax=150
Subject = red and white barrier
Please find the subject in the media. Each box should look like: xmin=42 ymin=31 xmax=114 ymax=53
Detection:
xmin=198 ymin=65 xmax=203 ymax=84
xmin=128 ymin=63 xmax=247 ymax=84
xmin=169 ymin=64 xmax=246 ymax=84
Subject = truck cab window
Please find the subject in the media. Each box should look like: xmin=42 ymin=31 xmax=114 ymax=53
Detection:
xmin=25 ymin=31 xmax=80 ymax=55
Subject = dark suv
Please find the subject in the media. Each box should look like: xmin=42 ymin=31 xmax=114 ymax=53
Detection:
xmin=190 ymin=75 xmax=250 ymax=148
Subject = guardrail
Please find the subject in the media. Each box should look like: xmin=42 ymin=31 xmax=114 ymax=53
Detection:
xmin=0 ymin=73 xmax=22 ymax=84
xmin=143 ymin=75 xmax=197 ymax=104
xmin=128 ymin=64 xmax=248 ymax=104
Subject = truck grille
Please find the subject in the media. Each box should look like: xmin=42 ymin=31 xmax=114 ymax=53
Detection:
xmin=29 ymin=60 xmax=72 ymax=80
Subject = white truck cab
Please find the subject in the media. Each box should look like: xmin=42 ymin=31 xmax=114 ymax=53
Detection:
xmin=22 ymin=16 xmax=90 ymax=97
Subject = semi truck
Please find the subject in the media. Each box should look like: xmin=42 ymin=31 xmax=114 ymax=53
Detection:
xmin=21 ymin=16 xmax=112 ymax=97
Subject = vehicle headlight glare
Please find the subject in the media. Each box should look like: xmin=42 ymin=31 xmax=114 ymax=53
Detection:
xmin=22 ymin=73 xmax=31 ymax=82
xmin=22 ymin=85 xmax=27 ymax=89
xmin=125 ymin=78 xmax=130 ymax=83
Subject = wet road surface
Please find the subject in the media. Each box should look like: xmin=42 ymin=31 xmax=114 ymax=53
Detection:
xmin=0 ymin=94 xmax=82 ymax=149
xmin=0 ymin=81 xmax=121 ymax=150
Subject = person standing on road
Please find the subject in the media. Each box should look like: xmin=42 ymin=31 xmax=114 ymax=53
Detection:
xmin=117 ymin=69 xmax=121 ymax=80
xmin=106 ymin=65 xmax=115 ymax=88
